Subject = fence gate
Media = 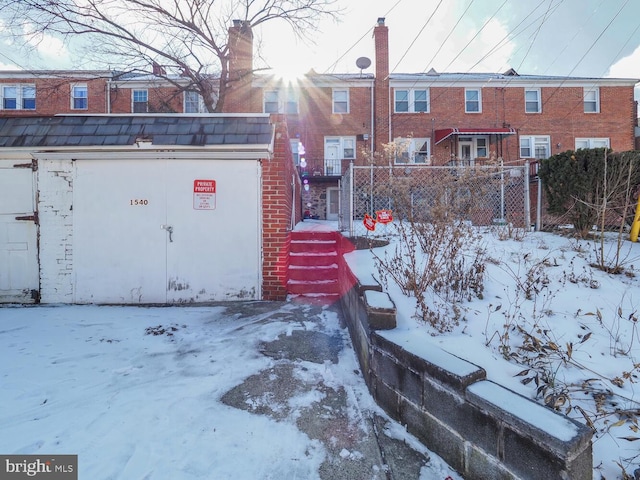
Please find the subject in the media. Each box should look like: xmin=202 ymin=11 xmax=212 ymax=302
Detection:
xmin=341 ymin=163 xmax=530 ymax=237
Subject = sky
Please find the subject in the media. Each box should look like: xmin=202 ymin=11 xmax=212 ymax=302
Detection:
xmin=1 ymin=0 xmax=640 ymax=84
xmin=256 ymin=0 xmax=640 ymax=81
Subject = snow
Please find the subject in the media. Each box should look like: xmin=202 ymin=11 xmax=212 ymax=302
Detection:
xmin=467 ymin=381 xmax=579 ymax=443
xmin=344 ymin=225 xmax=640 ymax=479
xmin=0 ymin=303 xmax=460 ymax=479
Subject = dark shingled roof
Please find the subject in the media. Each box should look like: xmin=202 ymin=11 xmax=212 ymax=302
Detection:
xmin=0 ymin=115 xmax=273 ymax=148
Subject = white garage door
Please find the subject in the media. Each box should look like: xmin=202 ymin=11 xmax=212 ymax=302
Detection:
xmin=0 ymin=159 xmax=39 ymax=303
xmin=72 ymin=158 xmax=261 ymax=304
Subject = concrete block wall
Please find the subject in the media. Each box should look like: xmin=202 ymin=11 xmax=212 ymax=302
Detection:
xmin=337 ymin=250 xmax=594 ymax=480
xmin=37 ymin=158 xmax=74 ymax=303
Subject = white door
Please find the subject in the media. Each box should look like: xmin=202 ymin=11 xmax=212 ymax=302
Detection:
xmin=73 ymin=158 xmax=261 ymax=304
xmin=458 ymin=139 xmax=473 ymax=166
xmin=325 ymin=139 xmax=340 ymax=175
xmin=326 ymin=187 xmax=339 ymax=221
xmin=0 ymin=160 xmax=39 ymax=303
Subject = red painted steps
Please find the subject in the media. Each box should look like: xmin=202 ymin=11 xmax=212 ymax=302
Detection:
xmin=287 ymin=231 xmax=342 ymax=304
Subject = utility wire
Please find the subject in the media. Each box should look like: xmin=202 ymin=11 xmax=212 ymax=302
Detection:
xmin=323 ymin=0 xmax=404 ymax=75
xmin=389 ymin=0 xmax=444 ymax=75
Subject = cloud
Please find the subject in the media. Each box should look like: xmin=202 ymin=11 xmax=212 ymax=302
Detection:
xmin=607 ymin=44 xmax=640 ymax=79
xmin=22 ymin=23 xmax=72 ymax=68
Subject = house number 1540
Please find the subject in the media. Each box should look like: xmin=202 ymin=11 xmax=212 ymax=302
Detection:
xmin=130 ymin=199 xmax=149 ymax=206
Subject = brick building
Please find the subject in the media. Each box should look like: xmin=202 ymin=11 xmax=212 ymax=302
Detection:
xmin=0 ymin=18 xmax=637 ymax=223
xmin=0 ymin=70 xmax=209 ymax=115
xmin=225 ymin=17 xmax=638 ymax=220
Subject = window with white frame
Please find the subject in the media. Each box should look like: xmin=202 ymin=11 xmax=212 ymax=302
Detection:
xmin=520 ymin=135 xmax=551 ymax=159
xmin=71 ymin=84 xmax=88 ymax=110
xmin=465 ymin=88 xmax=481 ymax=113
xmin=332 ymin=89 xmax=349 ymax=113
xmin=133 ymin=89 xmax=148 ymax=113
xmin=525 ymin=88 xmax=541 ymax=113
xmin=290 ymin=139 xmax=302 ymax=166
xmin=583 ymin=88 xmax=599 ymax=113
xmin=1 ymin=84 xmax=36 ymax=110
xmin=324 ymin=136 xmax=355 ymax=175
xmin=575 ymin=137 xmax=609 ymax=149
xmin=262 ymin=89 xmax=298 ymax=114
xmin=394 ymin=89 xmax=429 ymax=113
xmin=394 ymin=137 xmax=430 ymax=164
xmin=264 ymin=90 xmax=279 ymax=113
xmin=184 ymin=90 xmax=205 ymax=113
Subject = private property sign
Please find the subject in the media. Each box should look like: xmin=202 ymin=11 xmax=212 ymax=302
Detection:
xmin=193 ymin=179 xmax=216 ymax=210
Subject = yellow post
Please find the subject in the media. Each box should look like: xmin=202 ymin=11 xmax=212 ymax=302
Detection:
xmin=631 ymin=194 xmax=640 ymax=242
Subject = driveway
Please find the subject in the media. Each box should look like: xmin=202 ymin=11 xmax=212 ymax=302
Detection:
xmin=0 ymin=301 xmax=460 ymax=479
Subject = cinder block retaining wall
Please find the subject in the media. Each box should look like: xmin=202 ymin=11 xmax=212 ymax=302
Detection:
xmin=336 ymin=235 xmax=593 ymax=480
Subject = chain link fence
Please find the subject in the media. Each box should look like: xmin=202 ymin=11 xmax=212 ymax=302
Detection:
xmin=340 ymin=164 xmax=531 ymax=237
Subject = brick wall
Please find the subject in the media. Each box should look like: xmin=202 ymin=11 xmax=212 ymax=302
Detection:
xmin=36 ymin=158 xmax=74 ymax=303
xmin=110 ymin=85 xmax=184 ymax=113
xmin=0 ymin=77 xmax=109 ymax=116
xmin=261 ymin=115 xmax=302 ymax=300
xmin=389 ymin=84 xmax=637 ymax=166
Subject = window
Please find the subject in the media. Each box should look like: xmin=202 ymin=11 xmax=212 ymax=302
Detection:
xmin=184 ymin=91 xmax=205 ymax=113
xmin=290 ymin=139 xmax=303 ymax=166
xmin=284 ymin=89 xmax=298 ymax=114
xmin=2 ymin=86 xmax=16 ymax=109
xmin=264 ymin=90 xmax=279 ymax=113
xmin=394 ymin=89 xmax=429 ymax=113
xmin=520 ymin=135 xmax=551 ymax=159
xmin=476 ymin=137 xmax=488 ymax=157
xmin=332 ymin=89 xmax=349 ymax=113
xmin=71 ymin=84 xmax=88 ymax=110
xmin=1 ymin=84 xmax=36 ymax=110
xmin=465 ymin=88 xmax=481 ymax=113
xmin=525 ymin=88 xmax=541 ymax=113
xmin=22 ymin=85 xmax=35 ymax=110
xmin=583 ymin=88 xmax=599 ymax=113
xmin=263 ymin=89 xmax=298 ymax=114
xmin=394 ymin=137 xmax=430 ymax=164
xmin=575 ymin=138 xmax=609 ymax=149
xmin=133 ymin=89 xmax=148 ymax=113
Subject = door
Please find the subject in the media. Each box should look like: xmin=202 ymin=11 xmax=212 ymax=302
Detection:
xmin=458 ymin=138 xmax=473 ymax=166
xmin=324 ymin=139 xmax=340 ymax=175
xmin=0 ymin=160 xmax=39 ymax=303
xmin=72 ymin=158 xmax=261 ymax=304
xmin=326 ymin=187 xmax=340 ymax=221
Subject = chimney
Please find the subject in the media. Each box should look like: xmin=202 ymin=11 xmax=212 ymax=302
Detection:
xmin=228 ymin=19 xmax=253 ymax=81
xmin=152 ymin=62 xmax=166 ymax=76
xmin=373 ymin=17 xmax=390 ymax=151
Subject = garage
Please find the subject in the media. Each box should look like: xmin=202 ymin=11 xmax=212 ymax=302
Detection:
xmin=0 ymin=158 xmax=39 ymax=303
xmin=0 ymin=114 xmax=294 ymax=304
xmin=71 ymin=156 xmax=261 ymax=304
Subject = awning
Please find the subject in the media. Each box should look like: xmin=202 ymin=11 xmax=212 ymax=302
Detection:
xmin=434 ymin=127 xmax=516 ymax=144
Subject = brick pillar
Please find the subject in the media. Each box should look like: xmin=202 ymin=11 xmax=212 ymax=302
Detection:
xmin=374 ymin=17 xmax=390 ymax=154
xmin=261 ymin=115 xmax=302 ymax=300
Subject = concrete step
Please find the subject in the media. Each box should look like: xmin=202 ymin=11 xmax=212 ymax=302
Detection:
xmin=288 ymin=264 xmax=338 ymax=281
xmin=287 ymin=278 xmax=340 ymax=295
xmin=290 ymin=239 xmax=338 ymax=253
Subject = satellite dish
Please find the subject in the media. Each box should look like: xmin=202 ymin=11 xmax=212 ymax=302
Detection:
xmin=356 ymin=57 xmax=371 ymax=70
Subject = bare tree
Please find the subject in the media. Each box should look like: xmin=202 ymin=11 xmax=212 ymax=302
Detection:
xmin=0 ymin=0 xmax=341 ymax=112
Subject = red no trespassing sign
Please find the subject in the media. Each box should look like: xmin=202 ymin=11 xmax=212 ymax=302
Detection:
xmin=193 ymin=179 xmax=216 ymax=210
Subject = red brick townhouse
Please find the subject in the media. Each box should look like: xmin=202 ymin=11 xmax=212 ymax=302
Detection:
xmin=1 ymin=17 xmax=637 ymax=223
xmin=0 ymin=69 xmax=208 ymax=115
xmin=224 ymin=17 xmax=638 ymax=220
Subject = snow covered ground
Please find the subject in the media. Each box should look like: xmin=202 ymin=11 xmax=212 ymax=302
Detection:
xmin=345 ymin=225 xmax=640 ymax=479
xmin=0 ymin=301 xmax=460 ymax=479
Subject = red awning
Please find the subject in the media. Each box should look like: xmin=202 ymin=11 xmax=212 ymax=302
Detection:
xmin=434 ymin=127 xmax=516 ymax=144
